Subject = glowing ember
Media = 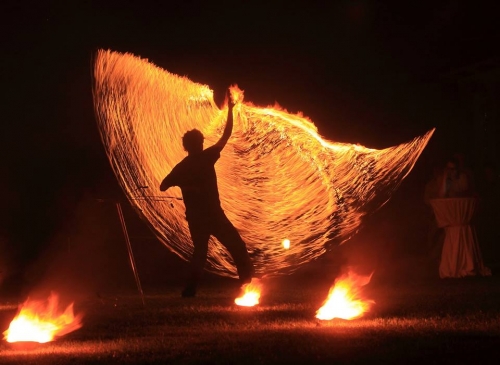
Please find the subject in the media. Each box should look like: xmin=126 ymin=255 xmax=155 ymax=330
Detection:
xmin=3 ymin=292 xmax=83 ymax=343
xmin=235 ymin=279 xmax=263 ymax=307
xmin=316 ymin=270 xmax=374 ymax=320
xmin=93 ymin=49 xmax=434 ymax=278
xmin=282 ymin=239 xmax=291 ymax=250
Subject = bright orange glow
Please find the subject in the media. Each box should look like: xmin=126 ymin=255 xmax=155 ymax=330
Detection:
xmin=316 ymin=270 xmax=374 ymax=320
xmin=282 ymin=239 xmax=291 ymax=249
xmin=3 ymin=293 xmax=83 ymax=343
xmin=235 ymin=279 xmax=263 ymax=307
xmin=93 ymin=49 xmax=434 ymax=278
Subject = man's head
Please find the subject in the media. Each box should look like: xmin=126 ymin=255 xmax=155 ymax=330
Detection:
xmin=182 ymin=129 xmax=204 ymax=154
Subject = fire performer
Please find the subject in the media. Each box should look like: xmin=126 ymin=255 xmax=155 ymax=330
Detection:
xmin=160 ymin=89 xmax=254 ymax=297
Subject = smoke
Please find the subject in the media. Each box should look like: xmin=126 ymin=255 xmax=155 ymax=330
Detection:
xmin=22 ymin=192 xmax=132 ymax=302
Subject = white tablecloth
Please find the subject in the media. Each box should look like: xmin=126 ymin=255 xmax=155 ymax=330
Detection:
xmin=430 ymin=198 xmax=491 ymax=278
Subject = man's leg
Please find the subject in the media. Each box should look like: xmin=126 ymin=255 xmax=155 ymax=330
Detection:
xmin=212 ymin=214 xmax=254 ymax=284
xmin=184 ymin=220 xmax=210 ymax=297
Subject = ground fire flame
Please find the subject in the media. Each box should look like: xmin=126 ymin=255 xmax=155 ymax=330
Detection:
xmin=316 ymin=270 xmax=374 ymax=320
xmin=3 ymin=292 xmax=83 ymax=343
xmin=235 ymin=279 xmax=263 ymax=307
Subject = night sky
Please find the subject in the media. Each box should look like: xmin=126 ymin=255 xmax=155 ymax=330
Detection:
xmin=1 ymin=1 xmax=499 ymax=291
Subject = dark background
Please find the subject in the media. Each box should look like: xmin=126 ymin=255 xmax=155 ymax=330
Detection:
xmin=1 ymin=1 xmax=499 ymax=297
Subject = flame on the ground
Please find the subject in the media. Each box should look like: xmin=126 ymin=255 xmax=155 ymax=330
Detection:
xmin=235 ymin=279 xmax=263 ymax=307
xmin=316 ymin=270 xmax=374 ymax=320
xmin=3 ymin=292 xmax=83 ymax=343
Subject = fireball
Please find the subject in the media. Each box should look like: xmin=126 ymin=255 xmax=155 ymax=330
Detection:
xmin=282 ymin=239 xmax=291 ymax=250
xmin=316 ymin=270 xmax=374 ymax=320
xmin=3 ymin=292 xmax=83 ymax=343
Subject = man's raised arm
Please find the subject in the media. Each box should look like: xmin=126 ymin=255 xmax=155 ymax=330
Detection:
xmin=214 ymin=90 xmax=235 ymax=150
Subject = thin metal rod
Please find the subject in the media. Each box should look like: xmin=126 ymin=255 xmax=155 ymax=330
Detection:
xmin=116 ymin=202 xmax=146 ymax=307
xmin=131 ymin=196 xmax=183 ymax=201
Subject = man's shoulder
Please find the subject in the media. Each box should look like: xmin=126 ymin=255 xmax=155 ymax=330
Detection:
xmin=204 ymin=144 xmax=222 ymax=153
xmin=203 ymin=145 xmax=222 ymax=159
xmin=170 ymin=155 xmax=191 ymax=172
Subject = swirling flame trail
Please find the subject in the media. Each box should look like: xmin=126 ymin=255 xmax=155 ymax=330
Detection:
xmin=93 ymin=50 xmax=433 ymax=278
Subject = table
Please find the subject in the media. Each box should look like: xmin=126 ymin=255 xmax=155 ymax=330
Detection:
xmin=430 ymin=197 xmax=491 ymax=278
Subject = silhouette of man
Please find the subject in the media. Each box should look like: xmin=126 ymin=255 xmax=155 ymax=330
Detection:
xmin=160 ymin=90 xmax=254 ymax=297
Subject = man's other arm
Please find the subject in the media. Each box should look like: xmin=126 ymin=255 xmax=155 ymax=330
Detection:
xmin=160 ymin=174 xmax=173 ymax=191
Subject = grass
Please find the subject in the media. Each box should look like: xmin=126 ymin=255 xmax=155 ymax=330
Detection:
xmin=1 ymin=272 xmax=499 ymax=364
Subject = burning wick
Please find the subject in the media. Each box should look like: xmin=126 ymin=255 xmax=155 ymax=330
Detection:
xmin=3 ymin=292 xmax=83 ymax=343
xmin=235 ymin=279 xmax=263 ymax=307
xmin=316 ymin=270 xmax=374 ymax=320
xmin=282 ymin=239 xmax=290 ymax=250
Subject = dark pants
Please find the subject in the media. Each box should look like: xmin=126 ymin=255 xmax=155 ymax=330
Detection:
xmin=186 ymin=212 xmax=253 ymax=288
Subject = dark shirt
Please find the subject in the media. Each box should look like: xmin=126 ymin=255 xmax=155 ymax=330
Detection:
xmin=162 ymin=145 xmax=223 ymax=221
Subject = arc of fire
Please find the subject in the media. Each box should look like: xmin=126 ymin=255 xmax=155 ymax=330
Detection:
xmin=93 ymin=49 xmax=434 ymax=278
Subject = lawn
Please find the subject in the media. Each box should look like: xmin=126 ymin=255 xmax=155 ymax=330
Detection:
xmin=1 ymin=271 xmax=499 ymax=365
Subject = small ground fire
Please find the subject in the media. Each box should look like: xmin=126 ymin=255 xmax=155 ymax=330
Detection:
xmin=316 ymin=270 xmax=374 ymax=320
xmin=3 ymin=292 xmax=83 ymax=343
xmin=235 ymin=279 xmax=263 ymax=307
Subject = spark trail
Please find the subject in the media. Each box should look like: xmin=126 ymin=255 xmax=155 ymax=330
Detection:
xmin=93 ymin=50 xmax=433 ymax=278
